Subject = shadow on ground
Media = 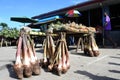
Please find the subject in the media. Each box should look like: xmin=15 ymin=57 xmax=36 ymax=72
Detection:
xmin=70 ymin=51 xmax=92 ymax=57
xmin=109 ymin=70 xmax=120 ymax=74
xmin=0 ymin=60 xmax=18 ymax=79
xmin=0 ymin=60 xmax=14 ymax=71
xmin=41 ymin=66 xmax=60 ymax=76
xmin=74 ymin=70 xmax=118 ymax=80
xmin=35 ymin=49 xmax=44 ymax=53
xmin=110 ymin=56 xmax=120 ymax=59
xmin=108 ymin=62 xmax=120 ymax=66
xmin=6 ymin=64 xmax=18 ymax=79
xmin=71 ymin=52 xmax=89 ymax=57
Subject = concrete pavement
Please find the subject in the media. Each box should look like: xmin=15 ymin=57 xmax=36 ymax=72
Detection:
xmin=0 ymin=46 xmax=120 ymax=80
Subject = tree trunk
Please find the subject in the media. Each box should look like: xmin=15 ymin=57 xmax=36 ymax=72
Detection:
xmin=0 ymin=38 xmax=4 ymax=47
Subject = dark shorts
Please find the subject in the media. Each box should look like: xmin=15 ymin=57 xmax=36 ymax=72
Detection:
xmin=104 ymin=30 xmax=111 ymax=39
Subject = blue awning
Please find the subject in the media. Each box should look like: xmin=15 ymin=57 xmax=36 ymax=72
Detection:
xmin=38 ymin=15 xmax=62 ymax=23
xmin=28 ymin=15 xmax=62 ymax=27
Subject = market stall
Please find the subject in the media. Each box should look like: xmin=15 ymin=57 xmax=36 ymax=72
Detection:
xmin=13 ymin=21 xmax=100 ymax=78
xmin=39 ymin=21 xmax=100 ymax=76
xmin=49 ymin=21 xmax=100 ymax=57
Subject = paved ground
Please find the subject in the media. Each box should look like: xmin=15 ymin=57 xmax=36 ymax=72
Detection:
xmin=0 ymin=46 xmax=120 ymax=80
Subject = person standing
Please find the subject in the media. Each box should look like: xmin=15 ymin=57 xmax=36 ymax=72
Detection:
xmin=103 ymin=12 xmax=117 ymax=48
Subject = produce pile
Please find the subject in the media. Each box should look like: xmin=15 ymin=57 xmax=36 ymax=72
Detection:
xmin=30 ymin=31 xmax=57 ymax=37
xmin=13 ymin=27 xmax=41 ymax=79
xmin=41 ymin=32 xmax=70 ymax=76
xmin=49 ymin=21 xmax=96 ymax=33
xmin=76 ymin=33 xmax=100 ymax=57
xmin=30 ymin=31 xmax=46 ymax=36
xmin=49 ymin=21 xmax=100 ymax=57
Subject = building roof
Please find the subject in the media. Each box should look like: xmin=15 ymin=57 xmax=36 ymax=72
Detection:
xmin=32 ymin=0 xmax=105 ymax=19
xmin=32 ymin=0 xmax=120 ymax=20
xmin=29 ymin=0 xmax=120 ymax=29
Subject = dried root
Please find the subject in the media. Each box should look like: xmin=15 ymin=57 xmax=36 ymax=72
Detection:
xmin=13 ymin=27 xmax=41 ymax=79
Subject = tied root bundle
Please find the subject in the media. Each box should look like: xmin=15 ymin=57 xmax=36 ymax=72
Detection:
xmin=41 ymin=32 xmax=70 ymax=76
xmin=13 ymin=27 xmax=41 ymax=79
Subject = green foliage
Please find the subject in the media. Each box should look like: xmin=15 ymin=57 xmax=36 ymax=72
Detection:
xmin=8 ymin=28 xmax=20 ymax=39
xmin=0 ymin=22 xmax=8 ymax=28
xmin=0 ymin=22 xmax=19 ymax=39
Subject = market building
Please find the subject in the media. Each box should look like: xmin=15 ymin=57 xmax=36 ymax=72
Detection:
xmin=29 ymin=0 xmax=120 ymax=46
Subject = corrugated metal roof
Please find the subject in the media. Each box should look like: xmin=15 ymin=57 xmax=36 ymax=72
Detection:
xmin=32 ymin=0 xmax=105 ymax=19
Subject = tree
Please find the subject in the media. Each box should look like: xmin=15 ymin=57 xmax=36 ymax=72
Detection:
xmin=0 ymin=22 xmax=8 ymax=30
xmin=0 ymin=22 xmax=9 ymax=47
xmin=0 ymin=22 xmax=19 ymax=47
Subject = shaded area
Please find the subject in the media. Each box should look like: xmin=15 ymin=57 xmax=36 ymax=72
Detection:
xmin=0 ymin=60 xmax=17 ymax=79
xmin=109 ymin=70 xmax=120 ymax=74
xmin=70 ymin=52 xmax=90 ymax=57
xmin=69 ymin=46 xmax=88 ymax=57
xmin=108 ymin=62 xmax=120 ymax=66
xmin=0 ymin=62 xmax=16 ymax=79
xmin=68 ymin=46 xmax=77 ymax=51
xmin=35 ymin=45 xmax=43 ymax=48
xmin=6 ymin=64 xmax=18 ymax=79
xmin=41 ymin=65 xmax=60 ymax=76
xmin=35 ymin=49 xmax=44 ymax=53
xmin=0 ymin=63 xmax=18 ymax=79
xmin=110 ymin=56 xmax=120 ymax=59
xmin=70 ymin=50 xmax=92 ymax=57
xmin=0 ymin=64 xmax=7 ymax=71
xmin=74 ymin=70 xmax=117 ymax=80
xmin=0 ymin=60 xmax=14 ymax=71
xmin=99 ymin=47 xmax=120 ymax=49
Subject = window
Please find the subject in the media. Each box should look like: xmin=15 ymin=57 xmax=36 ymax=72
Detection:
xmin=110 ymin=4 xmax=120 ymax=30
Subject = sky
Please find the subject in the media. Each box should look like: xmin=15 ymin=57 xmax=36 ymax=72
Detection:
xmin=0 ymin=0 xmax=89 ymax=29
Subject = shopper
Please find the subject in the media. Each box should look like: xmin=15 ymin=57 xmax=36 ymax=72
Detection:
xmin=103 ymin=12 xmax=117 ymax=48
